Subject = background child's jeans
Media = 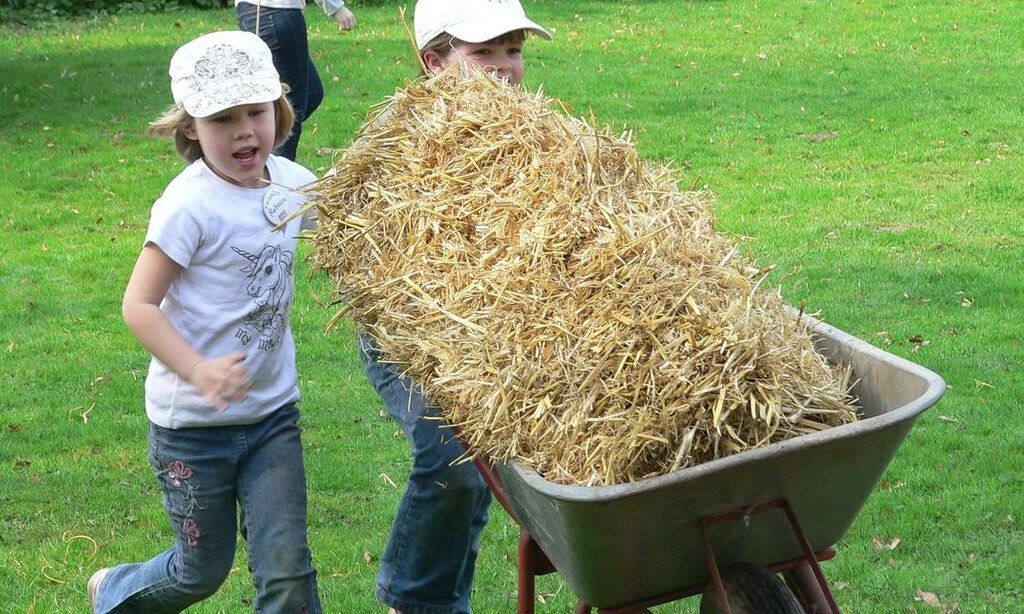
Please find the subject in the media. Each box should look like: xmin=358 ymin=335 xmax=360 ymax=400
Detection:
xmin=236 ymin=3 xmax=324 ymax=162
xmin=94 ymin=404 xmax=321 ymax=613
xmin=359 ymin=335 xmax=492 ymax=614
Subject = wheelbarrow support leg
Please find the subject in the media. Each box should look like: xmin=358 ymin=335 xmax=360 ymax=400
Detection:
xmin=783 ymin=562 xmax=833 ymax=613
xmin=518 ymin=528 xmax=537 ymax=614
xmin=699 ymin=497 xmax=841 ymax=614
xmin=777 ymin=499 xmax=840 ymax=613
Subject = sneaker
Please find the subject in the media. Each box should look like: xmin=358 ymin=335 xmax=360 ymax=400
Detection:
xmin=87 ymin=568 xmax=110 ymax=612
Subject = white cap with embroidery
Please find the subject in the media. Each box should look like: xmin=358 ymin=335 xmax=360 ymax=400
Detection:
xmin=169 ymin=30 xmax=282 ymax=119
xmin=414 ymin=0 xmax=552 ymax=51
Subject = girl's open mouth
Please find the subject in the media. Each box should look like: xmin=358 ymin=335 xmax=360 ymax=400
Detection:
xmin=233 ymin=148 xmax=258 ymax=165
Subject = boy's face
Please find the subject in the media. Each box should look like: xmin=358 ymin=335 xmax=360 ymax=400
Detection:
xmin=425 ymin=35 xmax=525 ymax=85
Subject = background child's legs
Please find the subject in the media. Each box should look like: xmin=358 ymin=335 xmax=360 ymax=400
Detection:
xmin=235 ymin=4 xmax=324 ymax=162
xmin=237 ymin=403 xmax=321 ymax=613
xmin=359 ymin=334 xmax=493 ymax=614
xmin=94 ymin=423 xmax=239 ymax=613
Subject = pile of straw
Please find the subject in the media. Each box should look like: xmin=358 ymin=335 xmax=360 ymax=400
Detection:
xmin=308 ymin=68 xmax=859 ymax=486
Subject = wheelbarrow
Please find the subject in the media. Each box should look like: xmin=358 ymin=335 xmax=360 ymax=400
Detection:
xmin=468 ymin=313 xmax=946 ymax=613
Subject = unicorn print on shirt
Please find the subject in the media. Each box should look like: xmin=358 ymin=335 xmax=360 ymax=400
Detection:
xmin=231 ymin=244 xmax=293 ymax=351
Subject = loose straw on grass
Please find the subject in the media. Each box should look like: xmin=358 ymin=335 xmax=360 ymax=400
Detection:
xmin=307 ymin=66 xmax=859 ymax=486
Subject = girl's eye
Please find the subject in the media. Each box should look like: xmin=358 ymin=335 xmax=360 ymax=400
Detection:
xmin=212 ymin=115 xmax=230 ymax=123
xmin=250 ymin=109 xmax=265 ymax=117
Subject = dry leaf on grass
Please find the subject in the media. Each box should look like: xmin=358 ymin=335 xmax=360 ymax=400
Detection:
xmin=916 ymin=588 xmax=941 ymax=608
xmin=880 ymin=479 xmax=906 ymax=491
xmin=908 ymin=334 xmax=930 ymax=353
xmin=802 ymin=130 xmax=839 ymax=142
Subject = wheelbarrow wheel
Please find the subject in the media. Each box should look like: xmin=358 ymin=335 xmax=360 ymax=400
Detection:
xmin=699 ymin=564 xmax=802 ymax=614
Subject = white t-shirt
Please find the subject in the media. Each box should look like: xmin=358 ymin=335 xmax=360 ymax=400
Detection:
xmin=235 ymin=0 xmax=346 ymax=17
xmin=143 ymin=156 xmax=317 ymax=428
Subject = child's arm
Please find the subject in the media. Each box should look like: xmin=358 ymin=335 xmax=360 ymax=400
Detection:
xmin=122 ymin=244 xmax=249 ymax=411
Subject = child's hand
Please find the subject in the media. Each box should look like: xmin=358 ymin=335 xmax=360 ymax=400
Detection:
xmin=333 ymin=7 xmax=356 ymax=31
xmin=189 ymin=353 xmax=250 ymax=411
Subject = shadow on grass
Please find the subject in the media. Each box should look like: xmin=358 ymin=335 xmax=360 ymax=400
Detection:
xmin=1 ymin=44 xmax=175 ymax=138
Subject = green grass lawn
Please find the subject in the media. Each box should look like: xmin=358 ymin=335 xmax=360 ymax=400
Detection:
xmin=1 ymin=1 xmax=1021 ymax=611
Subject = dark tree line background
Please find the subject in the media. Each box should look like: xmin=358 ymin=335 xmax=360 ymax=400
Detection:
xmin=1 ymin=0 xmax=393 ymax=22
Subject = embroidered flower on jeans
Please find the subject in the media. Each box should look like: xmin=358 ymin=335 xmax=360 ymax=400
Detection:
xmin=182 ymin=517 xmax=201 ymax=547
xmin=167 ymin=460 xmax=194 ymax=487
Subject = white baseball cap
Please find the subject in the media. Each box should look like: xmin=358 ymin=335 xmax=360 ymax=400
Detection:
xmin=414 ymin=0 xmax=552 ymax=51
xmin=169 ymin=31 xmax=283 ymax=119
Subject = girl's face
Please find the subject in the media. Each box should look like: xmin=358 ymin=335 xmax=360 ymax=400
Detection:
xmin=184 ymin=102 xmax=276 ymax=189
xmin=425 ymin=37 xmax=525 ymax=85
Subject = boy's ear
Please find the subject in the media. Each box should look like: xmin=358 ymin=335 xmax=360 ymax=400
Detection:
xmin=181 ymin=122 xmax=199 ymax=141
xmin=422 ymin=49 xmax=446 ymax=75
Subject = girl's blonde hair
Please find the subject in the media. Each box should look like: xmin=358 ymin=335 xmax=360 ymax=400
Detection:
xmin=148 ymin=91 xmax=296 ymax=162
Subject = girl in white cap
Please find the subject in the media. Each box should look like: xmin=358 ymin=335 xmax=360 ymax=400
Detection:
xmin=88 ymin=30 xmax=322 ymax=613
xmin=357 ymin=3 xmax=551 ymax=613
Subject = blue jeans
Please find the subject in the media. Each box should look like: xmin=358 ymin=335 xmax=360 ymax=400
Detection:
xmin=94 ymin=404 xmax=321 ymax=613
xmin=359 ymin=335 xmax=492 ymax=614
xmin=236 ymin=3 xmax=324 ymax=162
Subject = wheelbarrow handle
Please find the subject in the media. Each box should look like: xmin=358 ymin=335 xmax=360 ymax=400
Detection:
xmin=471 ymin=455 xmax=523 ymax=525
xmin=451 ymin=420 xmax=524 ymax=525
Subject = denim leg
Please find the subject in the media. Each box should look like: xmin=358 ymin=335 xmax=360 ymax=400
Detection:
xmin=238 ymin=404 xmax=321 ymax=613
xmin=236 ymin=4 xmax=323 ymax=161
xmin=359 ymin=335 xmax=492 ymax=614
xmin=304 ymin=55 xmax=324 ymax=121
xmin=95 ymin=424 xmax=239 ymax=613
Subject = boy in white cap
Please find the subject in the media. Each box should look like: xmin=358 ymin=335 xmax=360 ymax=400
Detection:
xmin=357 ymin=3 xmax=551 ymax=613
xmin=416 ymin=0 xmax=551 ymax=85
xmin=88 ymin=31 xmax=322 ymax=613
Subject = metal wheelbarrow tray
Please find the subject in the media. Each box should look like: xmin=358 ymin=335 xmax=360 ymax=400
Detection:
xmin=494 ymin=313 xmax=946 ymax=609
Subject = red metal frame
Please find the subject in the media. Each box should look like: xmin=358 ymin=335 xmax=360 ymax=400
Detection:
xmin=698 ymin=497 xmax=840 ymax=614
xmin=472 ymin=456 xmax=841 ymax=614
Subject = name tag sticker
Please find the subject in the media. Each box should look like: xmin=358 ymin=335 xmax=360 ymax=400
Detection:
xmin=263 ymin=186 xmax=292 ymax=226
